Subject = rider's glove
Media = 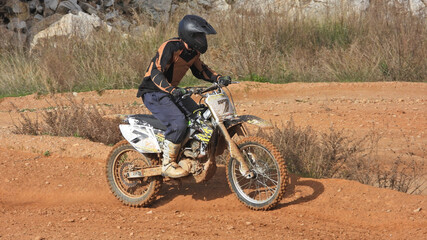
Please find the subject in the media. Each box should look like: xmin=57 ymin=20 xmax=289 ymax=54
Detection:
xmin=218 ymin=76 xmax=232 ymax=86
xmin=171 ymin=87 xmax=187 ymax=99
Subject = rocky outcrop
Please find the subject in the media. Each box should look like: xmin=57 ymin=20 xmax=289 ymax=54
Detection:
xmin=231 ymin=0 xmax=425 ymax=17
xmin=0 ymin=0 xmax=425 ymax=50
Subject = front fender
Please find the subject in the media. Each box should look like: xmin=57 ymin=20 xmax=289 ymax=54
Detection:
xmin=225 ymin=115 xmax=273 ymax=129
xmin=214 ymin=115 xmax=273 ymax=157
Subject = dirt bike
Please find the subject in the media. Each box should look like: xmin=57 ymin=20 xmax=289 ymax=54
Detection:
xmin=106 ymin=82 xmax=288 ymax=210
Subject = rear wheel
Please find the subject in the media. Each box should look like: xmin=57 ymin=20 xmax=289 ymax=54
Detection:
xmin=226 ymin=137 xmax=287 ymax=210
xmin=106 ymin=140 xmax=162 ymax=207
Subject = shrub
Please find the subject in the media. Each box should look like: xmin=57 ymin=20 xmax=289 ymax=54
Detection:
xmin=12 ymin=97 xmax=123 ymax=145
xmin=255 ymin=120 xmax=426 ymax=194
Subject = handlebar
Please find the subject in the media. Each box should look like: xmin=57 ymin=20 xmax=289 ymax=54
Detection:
xmin=181 ymin=81 xmax=239 ymax=99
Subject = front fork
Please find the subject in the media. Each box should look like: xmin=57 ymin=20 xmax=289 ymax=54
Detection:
xmin=217 ymin=122 xmax=254 ymax=179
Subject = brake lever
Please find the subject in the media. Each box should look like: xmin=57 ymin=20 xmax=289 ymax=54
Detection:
xmin=181 ymin=91 xmax=193 ymax=99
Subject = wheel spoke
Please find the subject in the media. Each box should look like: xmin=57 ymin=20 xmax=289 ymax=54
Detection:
xmin=113 ymin=149 xmax=152 ymax=198
xmin=260 ymin=173 xmax=279 ymax=186
xmin=230 ymin=139 xmax=285 ymax=207
xmin=256 ymin=179 xmax=276 ymax=195
xmin=239 ymin=179 xmax=253 ymax=189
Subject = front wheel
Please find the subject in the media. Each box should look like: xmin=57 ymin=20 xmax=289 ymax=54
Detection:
xmin=226 ymin=137 xmax=287 ymax=210
xmin=106 ymin=140 xmax=162 ymax=207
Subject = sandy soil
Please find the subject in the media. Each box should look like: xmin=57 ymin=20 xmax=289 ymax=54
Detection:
xmin=0 ymin=82 xmax=426 ymax=239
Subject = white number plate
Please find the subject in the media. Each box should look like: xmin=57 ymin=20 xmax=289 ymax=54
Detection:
xmin=205 ymin=93 xmax=235 ymax=121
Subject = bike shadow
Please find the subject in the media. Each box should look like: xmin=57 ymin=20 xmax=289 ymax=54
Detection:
xmin=277 ymin=173 xmax=325 ymax=209
xmin=153 ymin=166 xmax=324 ymax=209
xmin=153 ymin=166 xmax=232 ymax=207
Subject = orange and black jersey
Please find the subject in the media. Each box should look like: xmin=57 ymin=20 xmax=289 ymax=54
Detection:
xmin=137 ymin=38 xmax=220 ymax=97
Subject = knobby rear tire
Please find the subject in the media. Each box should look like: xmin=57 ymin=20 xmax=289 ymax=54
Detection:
xmin=106 ymin=140 xmax=162 ymax=207
xmin=226 ymin=137 xmax=288 ymax=211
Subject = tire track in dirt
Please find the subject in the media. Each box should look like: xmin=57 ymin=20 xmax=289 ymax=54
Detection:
xmin=0 ymin=82 xmax=426 ymax=239
xmin=1 ymin=146 xmax=426 ymax=240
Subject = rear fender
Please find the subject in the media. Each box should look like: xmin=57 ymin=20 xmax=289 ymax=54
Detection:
xmin=119 ymin=124 xmax=161 ymax=153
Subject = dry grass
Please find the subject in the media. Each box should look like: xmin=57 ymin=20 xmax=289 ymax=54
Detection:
xmin=1 ymin=4 xmax=426 ymax=98
xmin=256 ymin=120 xmax=426 ymax=194
xmin=12 ymin=97 xmax=123 ymax=145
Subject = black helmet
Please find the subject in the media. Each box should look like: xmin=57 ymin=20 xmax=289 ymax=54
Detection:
xmin=178 ymin=15 xmax=217 ymax=54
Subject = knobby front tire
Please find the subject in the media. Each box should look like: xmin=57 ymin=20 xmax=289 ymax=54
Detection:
xmin=226 ymin=137 xmax=288 ymax=211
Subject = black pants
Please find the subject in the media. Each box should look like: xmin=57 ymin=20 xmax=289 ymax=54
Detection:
xmin=142 ymin=92 xmax=198 ymax=144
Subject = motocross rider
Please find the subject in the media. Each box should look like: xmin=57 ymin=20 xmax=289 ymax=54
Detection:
xmin=136 ymin=15 xmax=231 ymax=178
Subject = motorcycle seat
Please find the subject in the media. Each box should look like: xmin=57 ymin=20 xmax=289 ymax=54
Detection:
xmin=128 ymin=114 xmax=167 ymax=131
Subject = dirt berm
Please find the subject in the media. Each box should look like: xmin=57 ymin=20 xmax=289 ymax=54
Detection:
xmin=0 ymin=82 xmax=425 ymax=239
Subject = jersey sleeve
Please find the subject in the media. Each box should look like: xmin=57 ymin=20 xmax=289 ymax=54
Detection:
xmin=190 ymin=57 xmax=220 ymax=83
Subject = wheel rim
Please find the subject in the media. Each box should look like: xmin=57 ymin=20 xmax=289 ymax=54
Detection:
xmin=112 ymin=148 xmax=153 ymax=199
xmin=231 ymin=144 xmax=280 ymax=205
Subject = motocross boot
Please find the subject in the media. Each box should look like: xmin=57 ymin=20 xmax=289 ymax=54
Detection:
xmin=162 ymin=140 xmax=189 ymax=178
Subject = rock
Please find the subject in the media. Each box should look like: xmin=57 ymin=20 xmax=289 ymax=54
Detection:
xmin=28 ymin=0 xmax=38 ymax=13
xmin=120 ymin=20 xmax=132 ymax=31
xmin=104 ymin=0 xmax=115 ymax=8
xmin=184 ymin=0 xmax=230 ymax=12
xmin=44 ymin=0 xmax=59 ymax=11
xmin=27 ymin=13 xmax=62 ymax=45
xmin=56 ymin=0 xmax=82 ymax=14
xmin=132 ymin=0 xmax=173 ymax=24
xmin=80 ymin=2 xmax=98 ymax=15
xmin=6 ymin=0 xmax=27 ymax=14
xmin=34 ymin=14 xmax=44 ymax=21
xmin=5 ymin=0 xmax=30 ymax=21
xmin=30 ymin=11 xmax=112 ymax=49
xmin=226 ymin=225 xmax=234 ymax=230
xmin=7 ymin=18 xmax=27 ymax=32
xmin=43 ymin=7 xmax=55 ymax=17
xmin=229 ymin=0 xmax=425 ymax=17
xmin=105 ymin=9 xmax=119 ymax=21
xmin=413 ymin=207 xmax=422 ymax=213
xmin=36 ymin=5 xmax=44 ymax=14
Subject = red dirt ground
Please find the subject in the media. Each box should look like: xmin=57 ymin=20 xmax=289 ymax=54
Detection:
xmin=0 ymin=82 xmax=426 ymax=239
